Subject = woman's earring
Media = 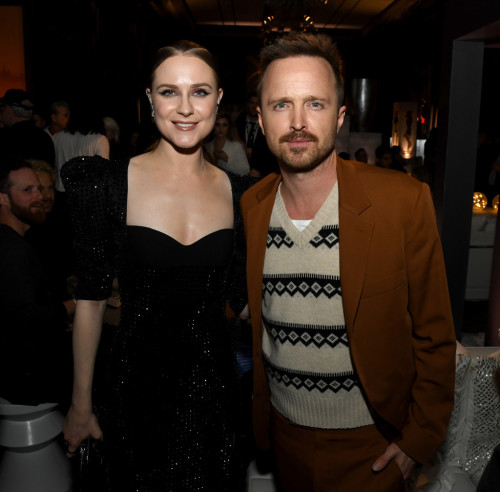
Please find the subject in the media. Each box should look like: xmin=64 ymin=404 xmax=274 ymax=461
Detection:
xmin=146 ymin=90 xmax=154 ymax=119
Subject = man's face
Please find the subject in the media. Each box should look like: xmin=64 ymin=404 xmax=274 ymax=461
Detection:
xmin=36 ymin=171 xmax=55 ymax=213
xmin=4 ymin=168 xmax=45 ymax=225
xmin=52 ymin=106 xmax=70 ymax=132
xmin=258 ymin=56 xmax=345 ymax=173
xmin=378 ymin=152 xmax=393 ymax=169
xmin=247 ymin=96 xmax=258 ymax=117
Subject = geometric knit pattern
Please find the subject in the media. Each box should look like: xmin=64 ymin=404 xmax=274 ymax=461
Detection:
xmin=310 ymin=225 xmax=339 ymax=248
xmin=263 ymin=274 xmax=341 ymax=298
xmin=267 ymin=228 xmax=294 ymax=248
xmin=267 ymin=224 xmax=339 ymax=250
xmin=264 ymin=355 xmax=360 ymax=393
xmin=263 ymin=319 xmax=348 ymax=348
xmin=261 ymin=182 xmax=374 ymax=429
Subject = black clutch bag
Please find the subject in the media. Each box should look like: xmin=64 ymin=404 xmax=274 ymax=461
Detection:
xmin=75 ymin=438 xmax=106 ymax=492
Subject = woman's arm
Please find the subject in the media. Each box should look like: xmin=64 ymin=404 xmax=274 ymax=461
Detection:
xmin=63 ymin=299 xmax=107 ymax=455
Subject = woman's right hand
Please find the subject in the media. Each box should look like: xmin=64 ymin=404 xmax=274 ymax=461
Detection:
xmin=63 ymin=405 xmax=103 ymax=457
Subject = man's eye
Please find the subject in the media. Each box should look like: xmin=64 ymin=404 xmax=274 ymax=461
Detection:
xmin=274 ymin=103 xmax=287 ymax=110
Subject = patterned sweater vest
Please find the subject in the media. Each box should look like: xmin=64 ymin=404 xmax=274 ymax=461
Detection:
xmin=262 ymin=182 xmax=374 ymax=429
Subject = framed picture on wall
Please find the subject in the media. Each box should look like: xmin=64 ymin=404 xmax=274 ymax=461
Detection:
xmin=0 ymin=5 xmax=25 ymax=96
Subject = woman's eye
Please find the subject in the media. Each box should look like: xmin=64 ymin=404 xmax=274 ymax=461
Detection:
xmin=159 ymin=89 xmax=176 ymax=96
xmin=193 ymin=89 xmax=209 ymax=96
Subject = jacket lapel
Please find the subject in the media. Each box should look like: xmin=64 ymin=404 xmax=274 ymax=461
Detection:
xmin=337 ymin=159 xmax=374 ymax=333
xmin=246 ymin=175 xmax=282 ymax=332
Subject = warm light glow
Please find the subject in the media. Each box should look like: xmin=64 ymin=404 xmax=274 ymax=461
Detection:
xmin=493 ymin=194 xmax=499 ymax=211
xmin=392 ymin=102 xmax=418 ymax=159
xmin=473 ymin=192 xmax=488 ymax=209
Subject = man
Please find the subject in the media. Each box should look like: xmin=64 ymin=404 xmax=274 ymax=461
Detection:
xmin=26 ymin=160 xmax=75 ymax=303
xmin=0 ymin=89 xmax=55 ymax=165
xmin=236 ymin=92 xmax=279 ymax=178
xmin=241 ymin=33 xmax=456 ymax=491
xmin=30 ymin=160 xmax=56 ymax=213
xmin=0 ymin=159 xmax=74 ymax=405
xmin=354 ymin=147 xmax=368 ymax=163
xmin=45 ymin=100 xmax=70 ymax=137
xmin=375 ymin=144 xmax=406 ymax=173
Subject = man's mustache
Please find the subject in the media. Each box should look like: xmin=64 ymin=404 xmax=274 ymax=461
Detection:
xmin=279 ymin=130 xmax=319 ymax=144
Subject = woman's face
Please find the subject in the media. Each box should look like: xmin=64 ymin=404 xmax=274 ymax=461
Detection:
xmin=214 ymin=117 xmax=229 ymax=138
xmin=148 ymin=55 xmax=222 ymax=150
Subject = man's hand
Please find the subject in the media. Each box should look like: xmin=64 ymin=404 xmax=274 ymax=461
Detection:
xmin=372 ymin=443 xmax=416 ymax=480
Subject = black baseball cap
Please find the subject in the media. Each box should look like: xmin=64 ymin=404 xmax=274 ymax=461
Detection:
xmin=0 ymin=89 xmax=34 ymax=110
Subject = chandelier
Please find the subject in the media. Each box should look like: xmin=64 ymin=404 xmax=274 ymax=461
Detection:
xmin=262 ymin=0 xmax=329 ymax=43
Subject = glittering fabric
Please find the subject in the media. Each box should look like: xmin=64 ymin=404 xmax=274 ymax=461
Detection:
xmin=61 ymin=156 xmax=251 ymax=491
xmin=417 ymin=351 xmax=500 ymax=490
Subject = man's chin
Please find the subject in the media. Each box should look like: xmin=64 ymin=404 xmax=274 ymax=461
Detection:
xmin=278 ymin=153 xmax=325 ymax=174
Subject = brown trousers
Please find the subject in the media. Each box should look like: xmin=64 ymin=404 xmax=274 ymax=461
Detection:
xmin=271 ymin=409 xmax=406 ymax=492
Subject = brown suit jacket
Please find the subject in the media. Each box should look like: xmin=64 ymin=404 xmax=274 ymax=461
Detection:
xmin=240 ymin=157 xmax=456 ymax=465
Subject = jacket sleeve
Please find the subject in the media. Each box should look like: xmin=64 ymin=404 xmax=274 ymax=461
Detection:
xmin=397 ymin=183 xmax=456 ymax=463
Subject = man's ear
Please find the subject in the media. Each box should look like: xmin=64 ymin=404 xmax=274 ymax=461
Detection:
xmin=257 ymin=107 xmax=265 ymax=136
xmin=336 ymin=105 xmax=346 ymax=135
xmin=0 ymin=192 xmax=11 ymax=210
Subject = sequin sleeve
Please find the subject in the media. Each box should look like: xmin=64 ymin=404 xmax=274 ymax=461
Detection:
xmin=227 ymin=173 xmax=258 ymax=315
xmin=61 ymin=156 xmax=115 ymax=300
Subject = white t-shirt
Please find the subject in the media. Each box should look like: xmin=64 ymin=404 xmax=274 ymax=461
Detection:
xmin=53 ymin=131 xmax=110 ymax=191
xmin=205 ymin=139 xmax=250 ymax=175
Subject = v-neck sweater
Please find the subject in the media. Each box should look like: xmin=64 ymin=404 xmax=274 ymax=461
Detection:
xmin=261 ymin=182 xmax=374 ymax=429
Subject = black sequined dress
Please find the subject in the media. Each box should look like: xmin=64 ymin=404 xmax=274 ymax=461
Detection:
xmin=62 ymin=156 xmax=250 ymax=491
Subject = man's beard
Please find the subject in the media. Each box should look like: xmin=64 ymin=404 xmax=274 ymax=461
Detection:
xmin=10 ymin=200 xmax=46 ymax=225
xmin=275 ymin=130 xmax=336 ymax=174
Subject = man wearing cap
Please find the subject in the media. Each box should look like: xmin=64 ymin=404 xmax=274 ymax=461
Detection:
xmin=0 ymin=89 xmax=55 ymax=165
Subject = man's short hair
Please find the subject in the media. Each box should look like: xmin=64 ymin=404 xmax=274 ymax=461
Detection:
xmin=49 ymin=100 xmax=69 ymax=116
xmin=257 ymin=32 xmax=345 ymax=108
xmin=27 ymin=159 xmax=56 ymax=182
xmin=0 ymin=158 xmax=33 ymax=194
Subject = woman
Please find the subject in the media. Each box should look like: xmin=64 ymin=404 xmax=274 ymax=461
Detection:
xmin=205 ymin=113 xmax=249 ymax=175
xmin=62 ymin=41 xmax=249 ymax=491
xmin=53 ymin=109 xmax=110 ymax=192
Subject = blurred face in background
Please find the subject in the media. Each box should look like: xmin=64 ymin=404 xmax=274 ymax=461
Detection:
xmin=4 ymin=168 xmax=45 ymax=225
xmin=214 ymin=117 xmax=230 ymax=139
xmin=247 ymin=96 xmax=258 ymax=118
xmin=51 ymin=106 xmax=70 ymax=132
xmin=377 ymin=152 xmax=393 ymax=169
xmin=35 ymin=170 xmax=55 ymax=213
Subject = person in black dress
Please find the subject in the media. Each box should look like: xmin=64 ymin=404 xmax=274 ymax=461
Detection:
xmin=62 ymin=41 xmax=250 ymax=491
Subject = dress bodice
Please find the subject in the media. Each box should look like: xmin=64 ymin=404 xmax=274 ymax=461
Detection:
xmin=127 ymin=225 xmax=233 ymax=268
